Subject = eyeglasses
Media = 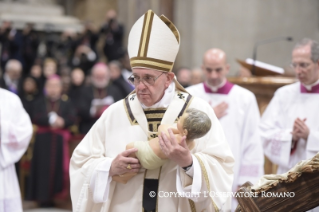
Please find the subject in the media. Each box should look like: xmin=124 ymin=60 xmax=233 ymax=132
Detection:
xmin=290 ymin=62 xmax=311 ymax=69
xmin=128 ymin=72 xmax=165 ymax=86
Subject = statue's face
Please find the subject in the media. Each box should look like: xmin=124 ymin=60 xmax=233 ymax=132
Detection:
xmin=177 ymin=113 xmax=188 ymax=136
xmin=131 ymin=68 xmax=173 ymax=107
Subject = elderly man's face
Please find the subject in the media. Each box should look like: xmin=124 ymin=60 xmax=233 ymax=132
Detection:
xmin=132 ymin=68 xmax=173 ymax=107
xmin=292 ymin=45 xmax=319 ymax=85
xmin=7 ymin=67 xmax=22 ymax=81
xmin=45 ymin=78 xmax=62 ymax=100
xmin=91 ymin=66 xmax=110 ymax=89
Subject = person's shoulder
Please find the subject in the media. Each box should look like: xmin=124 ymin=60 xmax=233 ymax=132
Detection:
xmin=275 ymin=82 xmax=299 ymax=96
xmin=0 ymin=88 xmax=24 ymax=109
xmin=99 ymin=98 xmax=126 ymax=119
xmin=189 ymin=95 xmax=211 ymax=110
xmin=0 ymin=88 xmax=20 ymax=102
xmin=186 ymin=83 xmax=204 ymax=93
xmin=106 ymin=97 xmax=126 ymax=111
xmin=232 ymin=84 xmax=256 ymax=101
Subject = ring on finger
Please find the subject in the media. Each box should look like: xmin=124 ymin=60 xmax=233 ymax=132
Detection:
xmin=127 ymin=164 xmax=132 ymax=169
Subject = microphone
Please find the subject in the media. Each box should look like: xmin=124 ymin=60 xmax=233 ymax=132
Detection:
xmin=251 ymin=36 xmax=293 ymax=75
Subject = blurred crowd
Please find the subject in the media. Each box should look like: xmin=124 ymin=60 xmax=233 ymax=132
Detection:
xmin=0 ymin=9 xmax=204 ymax=206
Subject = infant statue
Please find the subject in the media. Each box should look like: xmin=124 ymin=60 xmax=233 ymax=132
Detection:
xmin=112 ymin=108 xmax=212 ymax=184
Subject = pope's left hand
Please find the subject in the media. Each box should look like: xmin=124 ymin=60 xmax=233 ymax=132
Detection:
xmin=159 ymin=129 xmax=193 ymax=168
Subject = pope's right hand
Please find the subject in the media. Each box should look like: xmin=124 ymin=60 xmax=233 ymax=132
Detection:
xmin=109 ymin=148 xmax=141 ymax=177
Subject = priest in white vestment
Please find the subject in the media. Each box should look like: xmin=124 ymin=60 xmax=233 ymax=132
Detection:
xmin=260 ymin=38 xmax=319 ymax=175
xmin=187 ymin=49 xmax=264 ymax=211
xmin=70 ymin=10 xmax=234 ymax=212
xmin=0 ymin=88 xmax=33 ymax=212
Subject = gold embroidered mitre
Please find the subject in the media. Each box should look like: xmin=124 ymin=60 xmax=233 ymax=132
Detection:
xmin=128 ymin=10 xmax=188 ymax=92
xmin=128 ymin=10 xmax=180 ymax=72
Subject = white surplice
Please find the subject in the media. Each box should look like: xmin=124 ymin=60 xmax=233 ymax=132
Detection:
xmin=187 ymin=82 xmax=264 ymax=211
xmin=0 ymin=88 xmax=33 ymax=212
xmin=70 ymin=83 xmax=235 ymax=212
xmin=260 ymin=82 xmax=319 ymax=174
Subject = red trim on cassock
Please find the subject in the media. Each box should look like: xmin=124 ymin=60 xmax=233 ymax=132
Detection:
xmin=36 ymin=126 xmax=71 ymax=199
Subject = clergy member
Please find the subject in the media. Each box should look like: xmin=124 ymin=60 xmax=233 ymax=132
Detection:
xmin=79 ymin=62 xmax=125 ymax=134
xmin=27 ymin=75 xmax=76 ymax=206
xmin=70 ymin=10 xmax=234 ymax=212
xmin=0 ymin=88 xmax=33 ymax=212
xmin=260 ymin=38 xmax=319 ymax=174
xmin=186 ymin=48 xmax=264 ymax=211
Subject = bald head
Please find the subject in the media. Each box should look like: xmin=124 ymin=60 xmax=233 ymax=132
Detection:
xmin=203 ymin=48 xmax=227 ymax=64
xmin=91 ymin=63 xmax=110 ymax=89
xmin=202 ymin=48 xmax=229 ymax=87
xmin=5 ymin=59 xmax=22 ymax=81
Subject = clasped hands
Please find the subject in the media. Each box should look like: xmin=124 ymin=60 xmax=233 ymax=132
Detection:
xmin=109 ymin=129 xmax=193 ymax=177
xmin=291 ymin=118 xmax=310 ymax=142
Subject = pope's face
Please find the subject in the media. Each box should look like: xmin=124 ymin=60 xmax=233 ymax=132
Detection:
xmin=292 ymin=45 xmax=319 ymax=85
xmin=132 ymin=68 xmax=173 ymax=107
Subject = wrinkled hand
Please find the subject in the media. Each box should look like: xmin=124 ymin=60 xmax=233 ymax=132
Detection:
xmin=291 ymin=118 xmax=309 ymax=141
xmin=212 ymin=101 xmax=228 ymax=119
xmin=158 ymin=129 xmax=192 ymax=168
xmin=109 ymin=148 xmax=141 ymax=177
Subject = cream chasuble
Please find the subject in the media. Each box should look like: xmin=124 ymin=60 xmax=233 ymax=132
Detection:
xmin=70 ymin=87 xmax=234 ymax=212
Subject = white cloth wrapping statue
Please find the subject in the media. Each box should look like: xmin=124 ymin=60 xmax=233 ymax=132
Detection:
xmin=70 ymin=88 xmax=235 ymax=212
xmin=260 ymin=82 xmax=319 ymax=174
xmin=0 ymin=88 xmax=33 ymax=212
xmin=251 ymin=152 xmax=319 ymax=193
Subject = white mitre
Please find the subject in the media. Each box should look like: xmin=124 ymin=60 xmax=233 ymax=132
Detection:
xmin=128 ymin=9 xmax=187 ymax=92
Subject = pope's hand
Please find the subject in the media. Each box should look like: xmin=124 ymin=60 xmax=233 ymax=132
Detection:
xmin=158 ymin=129 xmax=193 ymax=168
xmin=109 ymin=148 xmax=141 ymax=177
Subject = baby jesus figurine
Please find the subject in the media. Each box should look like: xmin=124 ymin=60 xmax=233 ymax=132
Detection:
xmin=112 ymin=108 xmax=212 ymax=184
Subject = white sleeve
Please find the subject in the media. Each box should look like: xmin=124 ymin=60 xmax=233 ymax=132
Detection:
xmin=238 ymin=94 xmax=264 ymax=185
xmin=0 ymin=96 xmax=33 ymax=169
xmin=176 ymin=154 xmax=202 ymax=201
xmin=90 ymin=157 xmax=114 ymax=203
xmin=260 ymin=91 xmax=293 ymax=168
xmin=306 ymin=130 xmax=319 ymax=159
